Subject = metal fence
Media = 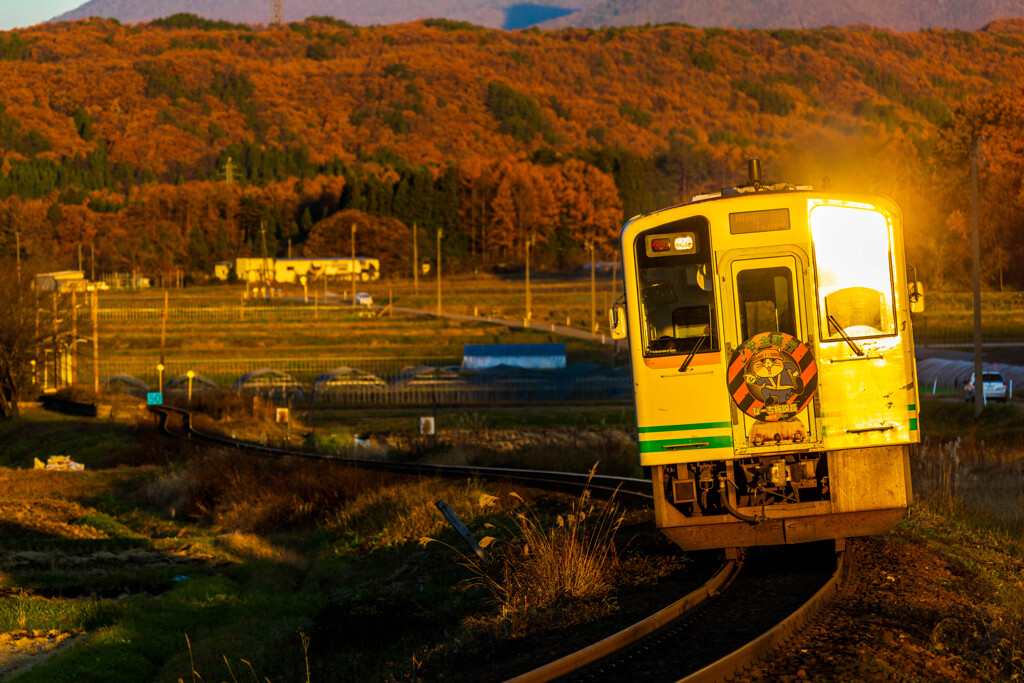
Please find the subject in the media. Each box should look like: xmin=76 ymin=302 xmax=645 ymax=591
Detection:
xmin=98 ymin=304 xmax=353 ymax=323
xmin=87 ymin=356 xmax=631 ymax=406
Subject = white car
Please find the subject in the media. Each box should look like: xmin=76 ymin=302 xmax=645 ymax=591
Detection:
xmin=964 ymin=372 xmax=1009 ymax=403
xmin=355 ymin=292 xmax=373 ymax=307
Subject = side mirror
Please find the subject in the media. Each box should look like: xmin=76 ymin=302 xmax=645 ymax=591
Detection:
xmin=696 ymin=264 xmax=713 ymax=292
xmin=609 ymin=301 xmax=627 ymax=340
xmin=909 ymin=281 xmax=924 ymax=313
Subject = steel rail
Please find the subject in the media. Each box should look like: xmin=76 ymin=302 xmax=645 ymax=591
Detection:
xmin=150 ymin=405 xmax=652 ymax=502
xmin=505 ymin=558 xmax=741 ymax=683
xmin=678 ymin=541 xmax=846 ymax=683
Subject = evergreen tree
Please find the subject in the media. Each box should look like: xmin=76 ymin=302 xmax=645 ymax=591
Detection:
xmin=187 ymin=223 xmax=210 ymax=272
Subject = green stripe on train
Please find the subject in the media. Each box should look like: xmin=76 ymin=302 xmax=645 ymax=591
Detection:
xmin=638 ymin=435 xmax=734 ymax=452
xmin=637 ymin=421 xmax=732 ymax=434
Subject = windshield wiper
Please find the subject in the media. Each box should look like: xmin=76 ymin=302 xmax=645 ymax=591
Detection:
xmin=828 ymin=315 xmax=865 ymax=356
xmin=678 ymin=328 xmax=709 ymax=372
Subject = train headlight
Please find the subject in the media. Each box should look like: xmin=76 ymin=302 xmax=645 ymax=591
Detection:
xmin=810 ymin=206 xmax=890 ymax=285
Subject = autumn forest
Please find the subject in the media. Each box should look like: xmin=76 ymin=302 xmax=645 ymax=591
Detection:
xmin=2 ymin=13 xmax=1024 ymax=287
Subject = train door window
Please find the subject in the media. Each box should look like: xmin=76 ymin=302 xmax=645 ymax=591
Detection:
xmin=810 ymin=205 xmax=896 ymax=339
xmin=736 ymin=267 xmax=796 ymax=341
xmin=634 ymin=216 xmax=718 ymax=357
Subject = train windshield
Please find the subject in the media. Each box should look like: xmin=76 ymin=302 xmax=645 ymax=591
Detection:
xmin=736 ymin=266 xmax=797 ymax=341
xmin=810 ymin=205 xmax=896 ymax=340
xmin=635 ymin=217 xmax=719 ymax=357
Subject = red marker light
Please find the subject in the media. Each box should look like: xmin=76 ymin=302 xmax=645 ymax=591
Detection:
xmin=651 ymin=238 xmax=671 ymax=252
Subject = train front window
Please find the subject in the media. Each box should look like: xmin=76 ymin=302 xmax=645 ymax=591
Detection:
xmin=635 ymin=217 xmax=718 ymax=357
xmin=736 ymin=267 xmax=796 ymax=341
xmin=810 ymin=205 xmax=896 ymax=340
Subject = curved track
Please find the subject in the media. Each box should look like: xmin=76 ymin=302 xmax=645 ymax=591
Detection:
xmin=507 ymin=541 xmax=843 ymax=683
xmin=150 ymin=405 xmax=652 ymax=503
xmin=151 ymin=405 xmax=845 ymax=682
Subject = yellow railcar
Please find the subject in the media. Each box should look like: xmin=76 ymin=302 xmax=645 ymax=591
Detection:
xmin=610 ymin=161 xmax=923 ymax=551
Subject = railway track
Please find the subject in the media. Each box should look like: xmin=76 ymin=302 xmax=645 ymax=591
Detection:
xmin=151 ymin=405 xmax=846 ymax=682
xmin=511 ymin=541 xmax=844 ymax=683
xmin=150 ymin=405 xmax=652 ymax=502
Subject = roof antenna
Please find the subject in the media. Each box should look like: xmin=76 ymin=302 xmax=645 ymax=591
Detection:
xmin=748 ymin=158 xmax=762 ymax=188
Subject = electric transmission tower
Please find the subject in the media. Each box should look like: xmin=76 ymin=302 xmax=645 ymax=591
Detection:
xmin=271 ymin=0 xmax=282 ymax=25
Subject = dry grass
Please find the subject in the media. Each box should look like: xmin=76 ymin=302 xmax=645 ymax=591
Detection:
xmin=423 ymin=466 xmax=625 ymax=628
xmin=214 ymin=532 xmax=307 ymax=568
xmin=325 ymin=477 xmax=502 ymax=549
xmin=142 ymin=451 xmax=390 ymax=533
xmin=914 ymin=437 xmax=1024 ymax=533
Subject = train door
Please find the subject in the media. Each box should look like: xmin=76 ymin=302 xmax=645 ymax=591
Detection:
xmin=720 ymin=252 xmax=821 ymax=453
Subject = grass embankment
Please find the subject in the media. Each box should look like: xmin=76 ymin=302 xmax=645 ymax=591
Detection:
xmin=0 ymin=404 xmax=670 ymax=681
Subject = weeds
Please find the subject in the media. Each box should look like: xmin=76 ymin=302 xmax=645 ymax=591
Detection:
xmin=423 ymin=465 xmax=625 ymax=619
xmin=914 ymin=433 xmax=1024 ymax=533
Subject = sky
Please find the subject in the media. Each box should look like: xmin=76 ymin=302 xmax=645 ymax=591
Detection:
xmin=0 ymin=0 xmax=83 ymax=30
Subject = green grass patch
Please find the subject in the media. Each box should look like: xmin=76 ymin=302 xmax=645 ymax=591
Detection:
xmin=919 ymin=395 xmax=1024 ymax=445
xmin=0 ymin=414 xmax=151 ymax=469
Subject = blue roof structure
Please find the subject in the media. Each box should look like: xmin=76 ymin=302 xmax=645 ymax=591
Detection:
xmin=462 ymin=343 xmax=566 ymax=370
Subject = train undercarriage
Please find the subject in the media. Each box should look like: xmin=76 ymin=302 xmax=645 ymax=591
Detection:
xmin=653 ymin=445 xmax=913 ymax=551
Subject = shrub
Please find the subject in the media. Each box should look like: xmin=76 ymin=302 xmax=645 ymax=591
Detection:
xmin=423 ymin=468 xmax=625 ymax=616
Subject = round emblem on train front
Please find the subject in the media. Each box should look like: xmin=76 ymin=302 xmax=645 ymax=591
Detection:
xmin=727 ymin=332 xmax=817 ymax=422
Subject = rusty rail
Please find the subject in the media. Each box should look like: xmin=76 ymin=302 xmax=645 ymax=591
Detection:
xmin=680 ymin=540 xmax=846 ymax=683
xmin=506 ymin=557 xmax=741 ymax=683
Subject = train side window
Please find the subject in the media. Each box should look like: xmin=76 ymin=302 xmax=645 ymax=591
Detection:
xmin=736 ymin=267 xmax=796 ymax=341
xmin=810 ymin=206 xmax=896 ymax=339
xmin=635 ymin=217 xmax=718 ymax=357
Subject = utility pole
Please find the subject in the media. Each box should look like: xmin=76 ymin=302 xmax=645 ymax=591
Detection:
xmin=92 ymin=288 xmax=99 ymax=394
xmin=260 ymin=219 xmax=270 ymax=300
xmin=588 ymin=241 xmax=596 ymax=333
xmin=90 ymin=241 xmax=95 ymax=283
xmin=971 ymin=138 xmax=984 ymax=417
xmin=350 ymin=224 xmax=357 ymax=303
xmin=413 ymin=223 xmax=419 ymax=294
xmin=52 ymin=292 xmax=58 ymax=390
xmin=160 ymin=290 xmax=168 ymax=368
xmin=436 ymin=229 xmax=443 ymax=317
xmin=525 ymin=234 xmax=534 ymax=323
xmin=271 ymin=0 xmax=283 ymax=25
xmin=71 ymin=290 xmax=78 ymax=385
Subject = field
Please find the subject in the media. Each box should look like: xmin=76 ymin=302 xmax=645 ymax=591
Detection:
xmin=42 ymin=275 xmax=1024 ymax=400
xmin=45 ymin=272 xmax=626 ymax=398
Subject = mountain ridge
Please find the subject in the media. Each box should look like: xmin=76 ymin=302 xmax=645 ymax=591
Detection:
xmin=48 ymin=0 xmax=1024 ymax=31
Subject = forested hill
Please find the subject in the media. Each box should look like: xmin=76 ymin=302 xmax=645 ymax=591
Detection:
xmin=2 ymin=15 xmax=1024 ymax=289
